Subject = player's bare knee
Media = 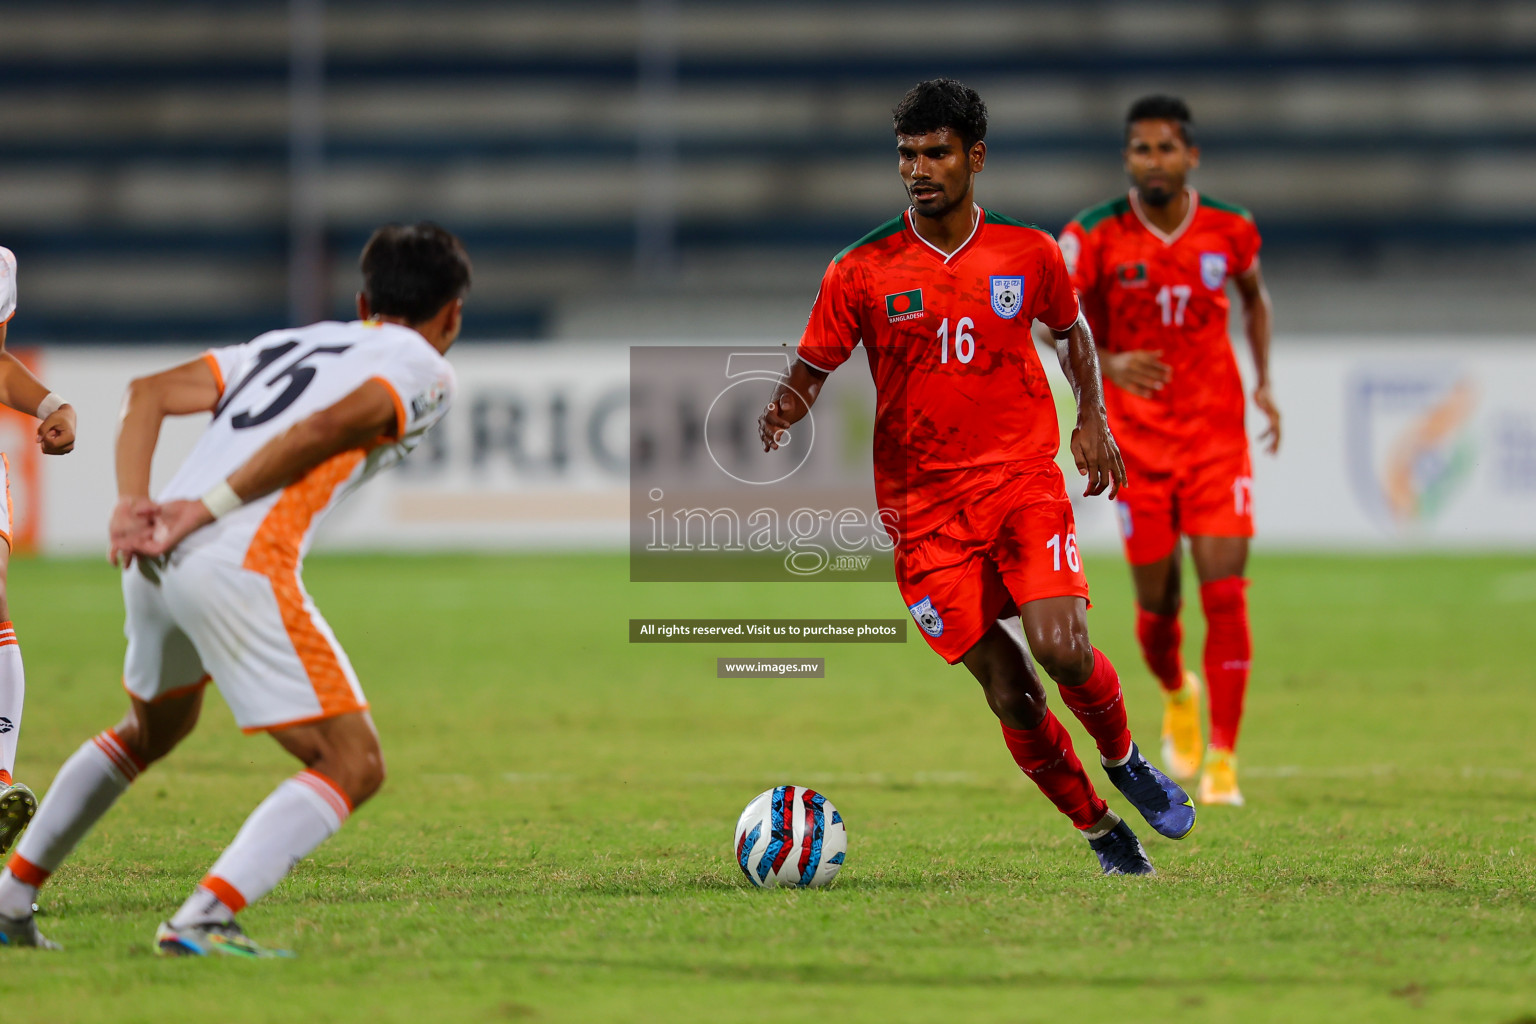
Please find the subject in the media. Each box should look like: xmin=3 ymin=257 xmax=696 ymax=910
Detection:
xmin=111 ymin=716 xmax=168 ymax=767
xmin=964 ymin=634 xmax=1040 ymax=724
xmin=322 ymin=751 xmax=384 ymax=807
xmin=1136 ymin=586 xmax=1181 ymax=618
xmin=353 ymin=745 xmax=386 ymax=804
xmin=1030 ymin=634 xmax=1095 ymax=687
xmin=311 ymin=737 xmax=385 ymax=807
xmin=115 ymin=693 xmax=202 ymax=765
xmin=985 ymin=677 xmax=1047 ymax=729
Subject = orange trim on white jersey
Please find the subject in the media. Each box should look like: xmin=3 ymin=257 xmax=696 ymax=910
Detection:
xmin=239 ymin=703 xmax=371 ymax=737
xmin=242 ymin=449 xmax=369 ymax=722
xmin=121 ymin=674 xmax=211 ymax=705
xmin=200 ymin=351 xmax=226 ymax=397
xmin=369 ymin=375 xmax=408 ymax=440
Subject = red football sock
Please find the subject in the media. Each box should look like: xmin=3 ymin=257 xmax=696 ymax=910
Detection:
xmin=1135 ymin=605 xmax=1185 ymax=693
xmin=999 ymin=711 xmax=1109 ymax=830
xmin=1201 ymin=577 xmax=1252 ymax=751
xmin=1055 ymin=648 xmax=1133 ymax=763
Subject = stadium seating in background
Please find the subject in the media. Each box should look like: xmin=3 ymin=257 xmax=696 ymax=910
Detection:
xmin=0 ymin=1 xmax=1532 ymax=342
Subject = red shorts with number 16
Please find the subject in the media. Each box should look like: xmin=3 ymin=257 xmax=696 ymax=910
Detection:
xmin=895 ymin=462 xmax=1090 ymax=665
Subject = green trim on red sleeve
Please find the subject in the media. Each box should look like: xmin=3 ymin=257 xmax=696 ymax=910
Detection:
xmin=1072 ymin=196 xmax=1132 ymax=233
xmin=832 ymin=214 xmax=907 ymax=264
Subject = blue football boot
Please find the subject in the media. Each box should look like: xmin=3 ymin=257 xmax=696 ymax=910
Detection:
xmin=1086 ymin=818 xmax=1155 ymax=876
xmin=1103 ymin=742 xmax=1197 ymax=840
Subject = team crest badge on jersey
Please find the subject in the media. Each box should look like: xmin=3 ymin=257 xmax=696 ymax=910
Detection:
xmin=1200 ymin=252 xmax=1228 ymax=290
xmin=907 ymin=595 xmax=944 ymax=638
xmin=990 ymin=276 xmax=1024 ymax=319
xmin=885 ymin=288 xmax=925 ymax=323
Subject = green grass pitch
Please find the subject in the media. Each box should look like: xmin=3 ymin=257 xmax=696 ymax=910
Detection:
xmin=0 ymin=551 xmax=1532 ymax=1023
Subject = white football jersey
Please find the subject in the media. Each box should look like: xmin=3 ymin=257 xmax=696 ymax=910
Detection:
xmin=0 ymin=247 xmax=16 ymax=324
xmin=161 ymin=319 xmax=455 ymax=566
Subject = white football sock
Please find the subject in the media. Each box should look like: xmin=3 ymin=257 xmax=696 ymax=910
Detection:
xmin=1081 ymin=808 xmax=1122 ymax=841
xmin=170 ymin=770 xmax=350 ymax=929
xmin=0 ymin=730 xmax=140 ymax=918
xmin=0 ymin=622 xmax=23 ymax=780
xmin=1102 ymin=749 xmax=1133 ymax=769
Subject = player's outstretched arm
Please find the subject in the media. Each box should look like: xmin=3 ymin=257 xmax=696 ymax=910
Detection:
xmin=1054 ymin=317 xmax=1127 ymax=499
xmin=759 ymin=358 xmax=829 ymax=452
xmin=111 ymin=357 xmax=224 ymax=565
xmin=140 ymin=379 xmax=399 ymax=558
xmin=0 ymin=335 xmax=76 ymax=455
xmin=1234 ymin=264 xmax=1279 ymax=455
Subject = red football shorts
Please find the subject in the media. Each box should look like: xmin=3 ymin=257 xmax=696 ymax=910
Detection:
xmin=896 ymin=463 xmax=1090 ymax=665
xmin=1116 ymin=442 xmax=1254 ymax=566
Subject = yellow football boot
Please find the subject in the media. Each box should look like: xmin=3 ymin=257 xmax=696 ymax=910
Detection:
xmin=1159 ymin=671 xmax=1203 ymax=782
xmin=1197 ymin=748 xmax=1245 ymax=806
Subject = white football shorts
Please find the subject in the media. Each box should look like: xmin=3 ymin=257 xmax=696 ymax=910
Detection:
xmin=122 ymin=550 xmax=368 ymax=732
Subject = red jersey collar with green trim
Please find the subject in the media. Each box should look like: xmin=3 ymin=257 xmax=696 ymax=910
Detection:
xmin=903 ymin=203 xmax=984 ymax=264
xmin=1128 ymin=188 xmax=1200 ymax=246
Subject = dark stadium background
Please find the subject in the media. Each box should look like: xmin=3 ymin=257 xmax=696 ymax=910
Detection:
xmin=1 ymin=1 xmax=1531 ymax=344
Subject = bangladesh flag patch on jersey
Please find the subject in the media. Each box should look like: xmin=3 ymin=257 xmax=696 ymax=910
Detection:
xmin=885 ymin=289 xmax=925 ymax=322
xmin=1115 ymin=261 xmax=1148 ymax=288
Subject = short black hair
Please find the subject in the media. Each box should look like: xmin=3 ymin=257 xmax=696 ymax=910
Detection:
xmin=360 ymin=222 xmax=472 ymax=324
xmin=1125 ymin=94 xmax=1194 ymax=146
xmin=893 ymin=79 xmax=988 ymax=151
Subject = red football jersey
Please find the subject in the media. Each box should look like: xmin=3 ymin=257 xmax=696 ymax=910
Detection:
xmin=1060 ymin=190 xmax=1260 ymax=473
xmin=798 ymin=206 xmax=1080 ymax=539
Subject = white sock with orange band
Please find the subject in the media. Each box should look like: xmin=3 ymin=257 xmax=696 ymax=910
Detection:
xmin=169 ymin=769 xmax=352 ymax=929
xmin=0 ymin=729 xmax=144 ymax=918
xmin=0 ymin=622 xmax=24 ymax=786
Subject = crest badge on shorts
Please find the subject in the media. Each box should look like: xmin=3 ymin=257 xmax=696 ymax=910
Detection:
xmin=990 ymin=276 xmax=1024 ymax=319
xmin=908 ymin=595 xmax=945 ymax=637
xmin=1200 ymin=252 xmax=1228 ymax=290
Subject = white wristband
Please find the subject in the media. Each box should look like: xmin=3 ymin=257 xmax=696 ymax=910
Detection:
xmin=36 ymin=393 xmax=65 ymax=420
xmin=201 ymin=479 xmax=243 ymax=519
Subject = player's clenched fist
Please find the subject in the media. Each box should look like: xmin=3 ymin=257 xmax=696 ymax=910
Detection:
xmin=1071 ymin=408 xmax=1127 ymax=500
xmin=37 ymin=404 xmax=76 ymax=455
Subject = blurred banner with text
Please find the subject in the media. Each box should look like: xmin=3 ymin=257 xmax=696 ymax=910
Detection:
xmin=17 ymin=339 xmax=1536 ymax=555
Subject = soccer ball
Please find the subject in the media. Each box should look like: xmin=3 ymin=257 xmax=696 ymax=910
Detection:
xmin=733 ymin=785 xmax=847 ymax=888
